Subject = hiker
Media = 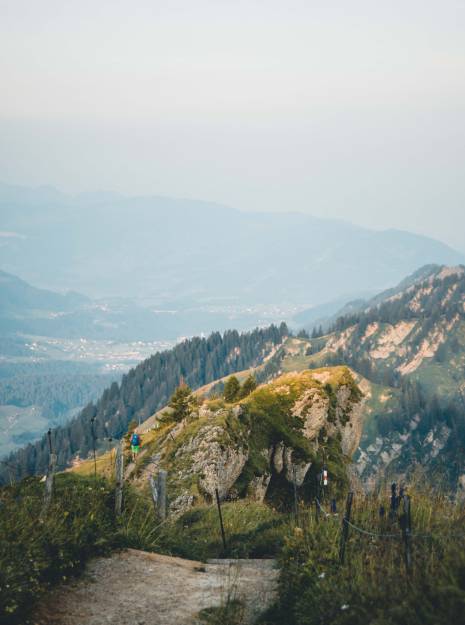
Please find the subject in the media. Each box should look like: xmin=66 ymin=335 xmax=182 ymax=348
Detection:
xmin=130 ymin=431 xmax=141 ymax=461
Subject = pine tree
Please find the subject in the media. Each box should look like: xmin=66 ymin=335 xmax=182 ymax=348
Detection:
xmin=238 ymin=374 xmax=257 ymax=399
xmin=224 ymin=376 xmax=240 ymax=402
xmin=168 ymin=385 xmax=196 ymax=422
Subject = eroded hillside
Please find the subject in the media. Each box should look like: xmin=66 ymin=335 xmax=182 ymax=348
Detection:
xmin=288 ymin=265 xmax=465 ymax=491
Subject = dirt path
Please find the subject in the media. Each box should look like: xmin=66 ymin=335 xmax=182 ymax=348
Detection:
xmin=35 ymin=549 xmax=278 ymax=625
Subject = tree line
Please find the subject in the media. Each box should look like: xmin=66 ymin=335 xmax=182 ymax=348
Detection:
xmin=0 ymin=323 xmax=288 ymax=483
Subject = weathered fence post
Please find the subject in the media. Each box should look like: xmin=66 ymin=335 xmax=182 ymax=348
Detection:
xmin=148 ymin=470 xmax=167 ymax=520
xmin=339 ymin=491 xmax=354 ymax=564
xmin=157 ymin=470 xmax=167 ymax=520
xmin=90 ymin=416 xmax=97 ymax=479
xmin=315 ymin=473 xmax=320 ymax=523
xmin=401 ymin=494 xmax=413 ymax=575
xmin=41 ymin=429 xmax=57 ymax=518
xmin=292 ymin=467 xmax=298 ymax=525
xmin=114 ymin=440 xmax=124 ymax=516
xmin=389 ymin=482 xmax=398 ymax=519
xmin=149 ymin=474 xmax=158 ymax=513
xmin=215 ymin=488 xmax=227 ymax=555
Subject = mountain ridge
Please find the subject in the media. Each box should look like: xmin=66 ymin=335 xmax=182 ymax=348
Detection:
xmin=1 ymin=183 xmax=463 ymax=307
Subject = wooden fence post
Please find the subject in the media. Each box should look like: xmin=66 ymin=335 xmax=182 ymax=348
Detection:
xmin=90 ymin=417 xmax=97 ymax=479
xmin=401 ymin=494 xmax=413 ymax=575
xmin=315 ymin=472 xmax=320 ymax=523
xmin=40 ymin=429 xmax=57 ymax=519
xmin=148 ymin=470 xmax=167 ymax=520
xmin=339 ymin=491 xmax=354 ymax=564
xmin=157 ymin=470 xmax=167 ymax=520
xmin=292 ymin=467 xmax=298 ymax=525
xmin=114 ymin=440 xmax=124 ymax=516
xmin=389 ymin=482 xmax=398 ymax=519
xmin=215 ymin=488 xmax=227 ymax=555
xmin=149 ymin=474 xmax=158 ymax=512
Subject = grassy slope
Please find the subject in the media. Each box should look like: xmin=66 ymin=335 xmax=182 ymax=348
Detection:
xmin=260 ymin=491 xmax=465 ymax=625
xmin=0 ymin=474 xmax=117 ymax=624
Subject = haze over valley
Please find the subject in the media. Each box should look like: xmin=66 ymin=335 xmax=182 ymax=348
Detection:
xmin=2 ymin=3 xmax=465 ymax=623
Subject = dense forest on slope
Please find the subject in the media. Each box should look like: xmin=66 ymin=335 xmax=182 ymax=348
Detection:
xmin=0 ymin=373 xmax=116 ymax=419
xmin=0 ymin=324 xmax=288 ymax=484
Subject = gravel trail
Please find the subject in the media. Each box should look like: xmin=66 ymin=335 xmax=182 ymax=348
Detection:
xmin=34 ymin=549 xmax=278 ymax=625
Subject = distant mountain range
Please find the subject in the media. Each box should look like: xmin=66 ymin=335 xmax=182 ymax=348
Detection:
xmin=1 ymin=182 xmax=463 ymax=312
xmin=0 ymin=269 xmax=276 ymax=342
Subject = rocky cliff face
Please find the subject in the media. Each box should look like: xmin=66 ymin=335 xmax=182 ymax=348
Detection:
xmin=138 ymin=368 xmax=364 ymax=514
xmin=302 ymin=265 xmax=465 ymax=491
xmin=319 ymin=265 xmax=465 ymax=386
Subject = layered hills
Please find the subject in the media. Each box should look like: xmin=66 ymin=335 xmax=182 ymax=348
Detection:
xmin=1 ymin=182 xmax=463 ymax=311
xmin=4 ymin=264 xmax=465 ymax=495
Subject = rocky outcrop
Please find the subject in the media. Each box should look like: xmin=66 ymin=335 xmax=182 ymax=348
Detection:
xmin=249 ymin=474 xmax=272 ymax=502
xmin=173 ymin=423 xmax=248 ymax=501
xmin=144 ymin=368 xmax=364 ymax=514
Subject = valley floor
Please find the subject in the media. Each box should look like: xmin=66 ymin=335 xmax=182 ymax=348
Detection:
xmin=34 ymin=549 xmax=278 ymax=625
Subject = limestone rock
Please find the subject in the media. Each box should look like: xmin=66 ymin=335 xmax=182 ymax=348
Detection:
xmin=169 ymin=493 xmax=195 ymax=515
xmin=283 ymin=447 xmax=312 ymax=486
xmin=292 ymin=388 xmax=329 ymax=440
xmin=249 ymin=474 xmax=271 ymax=502
xmin=189 ymin=425 xmax=248 ymax=500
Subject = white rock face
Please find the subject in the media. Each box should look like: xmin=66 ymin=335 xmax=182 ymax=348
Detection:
xmin=188 ymin=425 xmax=248 ymax=500
xmin=249 ymin=474 xmax=272 ymax=502
xmin=292 ymin=388 xmax=329 ymax=440
xmin=170 ymin=493 xmax=195 ymax=515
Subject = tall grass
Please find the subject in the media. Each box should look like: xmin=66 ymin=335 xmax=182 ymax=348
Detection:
xmin=0 ymin=474 xmax=117 ymax=624
xmin=2 ymin=476 xmax=464 ymax=625
xmin=0 ymin=474 xmax=173 ymax=624
xmin=157 ymin=500 xmax=293 ymax=561
xmin=261 ymin=490 xmax=465 ymax=625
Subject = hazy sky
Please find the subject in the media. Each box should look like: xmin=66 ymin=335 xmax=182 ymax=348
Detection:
xmin=1 ymin=0 xmax=465 ymax=250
